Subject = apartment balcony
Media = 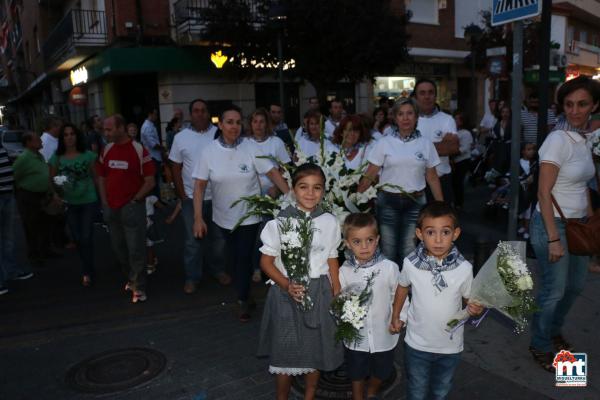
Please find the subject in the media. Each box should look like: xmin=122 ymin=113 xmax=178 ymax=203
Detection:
xmin=42 ymin=9 xmax=108 ymax=70
xmin=173 ymin=0 xmax=266 ymax=44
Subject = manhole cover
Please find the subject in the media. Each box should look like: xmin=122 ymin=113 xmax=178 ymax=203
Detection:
xmin=66 ymin=347 xmax=166 ymax=394
xmin=291 ymin=363 xmax=400 ymax=399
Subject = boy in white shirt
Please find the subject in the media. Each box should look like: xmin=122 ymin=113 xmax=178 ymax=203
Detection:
xmin=339 ymin=213 xmax=408 ymax=400
xmin=394 ymin=202 xmax=483 ymax=400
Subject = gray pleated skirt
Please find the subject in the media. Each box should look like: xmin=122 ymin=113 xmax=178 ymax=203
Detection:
xmin=257 ymin=275 xmax=344 ymax=372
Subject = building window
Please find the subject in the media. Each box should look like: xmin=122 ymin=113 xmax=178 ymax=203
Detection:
xmin=567 ymin=25 xmax=574 ymax=48
xmin=405 ymin=0 xmax=439 ymax=25
xmin=579 ymin=30 xmax=587 ymax=44
xmin=592 ymin=34 xmax=598 ymax=47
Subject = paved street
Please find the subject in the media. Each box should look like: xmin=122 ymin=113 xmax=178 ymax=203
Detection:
xmin=1 ymin=185 xmax=598 ymax=400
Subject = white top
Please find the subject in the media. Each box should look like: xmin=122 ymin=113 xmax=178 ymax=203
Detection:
xmin=417 ymin=112 xmax=457 ymax=176
xmin=141 ymin=119 xmax=162 ymax=161
xmin=370 ymin=129 xmax=385 ymax=141
xmin=336 ymin=144 xmax=372 ymax=171
xmin=260 ymin=212 xmax=341 ymax=279
xmin=536 ymin=130 xmax=595 ymax=218
xmin=367 ymin=134 xmax=440 ymax=193
xmin=339 ymin=258 xmax=408 ymax=353
xmin=192 ymin=138 xmax=274 ymax=229
xmin=382 ymin=125 xmax=395 ymax=137
xmin=294 ymin=126 xmax=304 ymax=141
xmin=520 ymin=158 xmax=531 ymax=176
xmin=479 ymin=113 xmax=497 ymax=131
xmin=40 ymin=132 xmax=58 ymax=162
xmin=400 ymin=257 xmax=473 ymax=354
xmin=249 ymin=136 xmax=291 ymax=195
xmin=296 ymin=135 xmax=337 ymax=159
xmin=324 ymin=118 xmax=340 ymax=139
xmin=454 ymin=129 xmax=473 ymax=163
xmin=168 ymin=125 xmax=218 ymax=200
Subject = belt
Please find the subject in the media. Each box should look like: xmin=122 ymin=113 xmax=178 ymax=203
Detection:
xmin=381 ymin=190 xmax=424 ymax=198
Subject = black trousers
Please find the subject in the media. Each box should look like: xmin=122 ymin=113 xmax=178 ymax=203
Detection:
xmin=15 ymin=189 xmax=52 ymax=262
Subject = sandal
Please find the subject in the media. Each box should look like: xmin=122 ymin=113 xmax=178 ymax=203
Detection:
xmin=552 ymin=335 xmax=573 ymax=352
xmin=528 ymin=346 xmax=555 ymax=373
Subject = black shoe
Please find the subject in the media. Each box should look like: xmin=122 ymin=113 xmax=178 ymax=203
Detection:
xmin=12 ymin=272 xmax=34 ymax=281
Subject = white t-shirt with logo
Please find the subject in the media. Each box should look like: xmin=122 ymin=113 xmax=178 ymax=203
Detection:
xmin=339 ymin=258 xmax=408 ymax=353
xmin=192 ymin=138 xmax=274 ymax=230
xmin=417 ymin=112 xmax=457 ymax=176
xmin=168 ymin=125 xmax=217 ymax=200
xmin=324 ymin=118 xmax=339 ymax=139
xmin=400 ymin=257 xmax=473 ymax=354
xmin=367 ymin=135 xmax=440 ymax=193
xmin=536 ymin=130 xmax=595 ymax=218
xmin=249 ymin=135 xmax=291 ymax=195
xmin=296 ymin=135 xmax=337 ymax=159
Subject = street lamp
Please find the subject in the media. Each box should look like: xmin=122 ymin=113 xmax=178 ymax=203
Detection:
xmin=464 ymin=24 xmax=483 ymax=122
xmin=268 ymin=1 xmax=287 ymax=111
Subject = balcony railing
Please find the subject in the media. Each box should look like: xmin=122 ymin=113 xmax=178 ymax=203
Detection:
xmin=42 ymin=9 xmax=108 ymax=67
xmin=174 ymin=0 xmax=266 ymax=43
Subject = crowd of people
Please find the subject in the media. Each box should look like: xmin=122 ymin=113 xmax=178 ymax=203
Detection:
xmin=0 ymin=75 xmax=599 ymax=399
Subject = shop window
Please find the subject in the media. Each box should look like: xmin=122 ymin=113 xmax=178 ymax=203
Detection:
xmin=405 ymin=0 xmax=439 ymax=25
xmin=579 ymin=30 xmax=587 ymax=44
xmin=374 ymin=76 xmax=416 ymax=103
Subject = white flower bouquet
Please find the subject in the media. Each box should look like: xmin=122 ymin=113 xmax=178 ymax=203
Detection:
xmin=53 ymin=175 xmax=69 ymax=186
xmin=330 ymin=271 xmax=378 ymax=346
xmin=278 ymin=214 xmax=315 ymax=311
xmin=446 ymin=241 xmax=537 ymax=334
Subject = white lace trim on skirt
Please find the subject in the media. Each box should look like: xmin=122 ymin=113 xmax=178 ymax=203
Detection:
xmin=269 ymin=366 xmax=316 ymax=375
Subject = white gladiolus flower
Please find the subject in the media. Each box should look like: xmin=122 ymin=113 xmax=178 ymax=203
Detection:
xmin=53 ymin=175 xmax=68 ymax=186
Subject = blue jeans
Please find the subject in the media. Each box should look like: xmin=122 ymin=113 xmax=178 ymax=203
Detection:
xmin=404 ymin=344 xmax=461 ymax=400
xmin=181 ymin=198 xmax=223 ymax=283
xmin=529 ymin=211 xmax=589 ymax=352
xmin=66 ymin=202 xmax=96 ymax=277
xmin=0 ymin=193 xmax=29 ymax=287
xmin=376 ymin=191 xmax=425 ymax=267
xmin=211 ymin=223 xmax=259 ymax=302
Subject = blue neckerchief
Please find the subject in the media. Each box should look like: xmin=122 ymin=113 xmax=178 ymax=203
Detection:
xmin=389 ymin=127 xmax=421 ymax=143
xmin=554 ymin=115 xmax=590 ymax=135
xmin=407 ymin=242 xmax=464 ymax=293
xmin=218 ymin=134 xmax=243 ymax=148
xmin=344 ymin=247 xmax=385 ymax=272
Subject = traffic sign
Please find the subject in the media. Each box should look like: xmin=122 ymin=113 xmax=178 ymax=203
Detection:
xmin=491 ymin=0 xmax=542 ymax=26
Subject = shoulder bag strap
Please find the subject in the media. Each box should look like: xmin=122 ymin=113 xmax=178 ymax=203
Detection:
xmin=550 ymin=194 xmax=567 ymax=222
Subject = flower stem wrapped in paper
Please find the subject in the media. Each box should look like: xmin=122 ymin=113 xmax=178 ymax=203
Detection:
xmin=278 ymin=213 xmax=315 ymax=311
xmin=330 ymin=271 xmax=378 ymax=346
xmin=446 ymin=241 xmax=536 ymax=334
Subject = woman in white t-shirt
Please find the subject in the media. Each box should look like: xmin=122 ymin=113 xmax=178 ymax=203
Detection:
xmin=296 ymin=109 xmax=337 ymax=159
xmin=529 ymin=76 xmax=600 ymax=372
xmin=330 ymin=114 xmax=372 ymax=171
xmin=357 ymin=98 xmax=443 ymax=266
xmin=192 ymin=105 xmax=290 ymax=322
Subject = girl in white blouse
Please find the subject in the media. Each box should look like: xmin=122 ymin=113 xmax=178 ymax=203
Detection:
xmin=257 ymin=163 xmax=344 ymax=399
xmin=295 ymin=109 xmax=337 ymax=159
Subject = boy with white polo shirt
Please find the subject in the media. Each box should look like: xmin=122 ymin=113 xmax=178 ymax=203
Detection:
xmin=339 ymin=213 xmax=408 ymax=400
xmin=395 ymin=201 xmax=483 ymax=400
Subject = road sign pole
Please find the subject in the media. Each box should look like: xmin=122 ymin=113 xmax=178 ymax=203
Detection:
xmin=508 ymin=20 xmax=523 ymax=240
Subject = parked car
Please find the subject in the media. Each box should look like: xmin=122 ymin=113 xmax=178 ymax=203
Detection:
xmin=1 ymin=130 xmax=25 ymax=160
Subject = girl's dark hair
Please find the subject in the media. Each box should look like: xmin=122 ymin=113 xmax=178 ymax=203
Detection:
xmin=556 ymin=76 xmax=600 ymax=114
xmin=416 ymin=201 xmax=459 ymax=229
xmin=56 ymin=123 xmax=85 ymax=156
xmin=343 ymin=213 xmax=378 ymax=238
xmin=291 ymin=163 xmax=326 ymax=188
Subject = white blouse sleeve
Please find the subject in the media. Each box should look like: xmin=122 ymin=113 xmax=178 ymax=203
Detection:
xmin=367 ymin=139 xmax=386 ymax=167
xmin=259 ymin=220 xmax=280 ymax=257
xmin=328 ymin=218 xmax=342 ymax=258
xmin=274 ymin=137 xmax=292 ymax=164
xmin=539 ymin=131 xmax=569 ymax=168
xmin=398 ymin=259 xmax=412 ymax=287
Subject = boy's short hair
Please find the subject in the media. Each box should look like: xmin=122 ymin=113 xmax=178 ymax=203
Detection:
xmin=416 ymin=201 xmax=459 ymax=229
xmin=343 ymin=213 xmax=378 ymax=238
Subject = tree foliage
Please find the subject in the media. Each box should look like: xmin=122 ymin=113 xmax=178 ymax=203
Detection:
xmin=202 ymin=0 xmax=410 ymax=100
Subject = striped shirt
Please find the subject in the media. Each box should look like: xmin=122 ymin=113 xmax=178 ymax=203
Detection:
xmin=0 ymin=145 xmax=15 ymax=193
xmin=520 ymin=109 xmax=556 ymax=144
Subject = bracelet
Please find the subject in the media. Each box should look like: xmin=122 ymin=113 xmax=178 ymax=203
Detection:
xmin=547 ymin=238 xmax=560 ymax=243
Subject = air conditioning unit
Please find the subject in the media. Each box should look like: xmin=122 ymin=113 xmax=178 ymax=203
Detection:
xmin=552 ymin=53 xmax=568 ymax=68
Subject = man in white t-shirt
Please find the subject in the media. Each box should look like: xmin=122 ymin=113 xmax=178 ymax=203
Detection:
xmin=324 ymin=99 xmax=344 ymax=138
xmin=39 ymin=116 xmax=62 ymax=162
xmin=414 ymin=79 xmax=459 ymax=203
xmin=169 ymin=98 xmax=229 ymax=294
